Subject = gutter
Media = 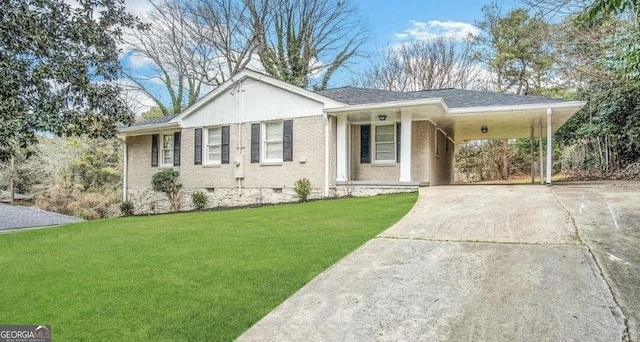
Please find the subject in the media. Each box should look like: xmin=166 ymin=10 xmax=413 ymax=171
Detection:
xmin=447 ymin=101 xmax=587 ymax=115
xmin=117 ymin=122 xmax=180 ymax=136
xmin=323 ymin=99 xmax=586 ymax=117
xmin=324 ymin=98 xmax=447 ymax=114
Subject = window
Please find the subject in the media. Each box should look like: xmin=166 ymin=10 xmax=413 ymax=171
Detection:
xmin=373 ymin=124 xmax=396 ymax=163
xmin=263 ymin=121 xmax=283 ymax=162
xmin=205 ymin=127 xmax=222 ymax=164
xmin=162 ymin=134 xmax=174 ymax=166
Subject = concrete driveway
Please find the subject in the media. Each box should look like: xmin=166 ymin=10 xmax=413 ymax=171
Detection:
xmin=238 ymin=183 xmax=638 ymax=342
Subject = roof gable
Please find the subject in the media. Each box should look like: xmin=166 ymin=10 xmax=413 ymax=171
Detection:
xmin=171 ymin=69 xmax=343 ymax=124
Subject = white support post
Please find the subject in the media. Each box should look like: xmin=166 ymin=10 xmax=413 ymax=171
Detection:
xmin=336 ymin=115 xmax=348 ymax=182
xmin=546 ymin=108 xmax=553 ymax=184
xmin=399 ymin=112 xmax=412 ymax=182
xmin=539 ymin=122 xmax=544 ymax=185
xmin=324 ymin=114 xmax=330 ymax=197
xmin=530 ymin=126 xmax=535 ymax=184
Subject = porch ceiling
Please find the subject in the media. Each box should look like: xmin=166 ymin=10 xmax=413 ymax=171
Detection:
xmin=327 ymin=100 xmax=585 ymax=142
xmin=434 ymin=106 xmax=579 ymax=141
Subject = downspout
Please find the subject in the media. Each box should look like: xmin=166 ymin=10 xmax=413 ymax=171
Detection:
xmin=239 ymin=80 xmax=243 ymax=194
xmin=324 ymin=113 xmax=330 ymax=197
xmin=233 ymin=79 xmax=245 ymax=194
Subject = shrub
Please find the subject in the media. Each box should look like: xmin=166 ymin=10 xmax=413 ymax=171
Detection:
xmin=151 ymin=169 xmax=182 ymax=212
xmin=34 ymin=183 xmax=121 ymax=220
xmin=120 ymin=200 xmax=135 ymax=216
xmin=294 ymin=178 xmax=312 ymax=202
xmin=191 ymin=191 xmax=208 ymax=210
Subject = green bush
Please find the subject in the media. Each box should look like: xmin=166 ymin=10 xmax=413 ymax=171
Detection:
xmin=151 ymin=169 xmax=182 ymax=212
xmin=191 ymin=191 xmax=208 ymax=210
xmin=294 ymin=178 xmax=312 ymax=202
xmin=119 ymin=200 xmax=135 ymax=216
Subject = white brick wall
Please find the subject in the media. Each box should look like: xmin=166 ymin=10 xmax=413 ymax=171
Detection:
xmin=126 ymin=116 xmax=330 ymax=213
xmin=350 ymin=124 xmax=400 ymax=181
xmin=346 ymin=120 xmax=453 ymax=185
xmin=124 ymin=115 xmax=450 ymax=214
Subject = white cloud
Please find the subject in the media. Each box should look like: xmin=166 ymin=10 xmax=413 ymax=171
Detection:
xmin=395 ymin=20 xmax=479 ymax=42
xmin=125 ymin=0 xmax=155 ymax=18
xmin=127 ymin=53 xmax=155 ymax=69
xmin=114 ymin=78 xmax=157 ymax=115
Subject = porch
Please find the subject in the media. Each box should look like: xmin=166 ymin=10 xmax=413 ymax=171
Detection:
xmin=320 ymin=88 xmax=586 ymax=195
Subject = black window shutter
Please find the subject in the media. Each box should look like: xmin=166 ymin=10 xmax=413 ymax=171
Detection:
xmin=221 ymin=126 xmax=230 ymax=164
xmin=151 ymin=134 xmax=159 ymax=167
xmin=194 ymin=128 xmax=202 ymax=165
xmin=283 ymin=120 xmax=293 ymax=162
xmin=360 ymin=124 xmax=371 ymax=164
xmin=173 ymin=131 xmax=181 ymax=166
xmin=251 ymin=123 xmax=260 ymax=163
xmin=396 ymin=122 xmax=401 ymax=163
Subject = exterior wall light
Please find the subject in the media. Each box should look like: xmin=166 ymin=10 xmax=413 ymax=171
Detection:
xmin=378 ymin=114 xmax=387 ymax=121
xmin=481 ymin=125 xmax=488 ymax=134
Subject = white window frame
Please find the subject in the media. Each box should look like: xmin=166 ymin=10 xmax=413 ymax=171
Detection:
xmin=262 ymin=120 xmax=283 ymax=163
xmin=372 ymin=123 xmax=396 ymax=164
xmin=161 ymin=133 xmax=174 ymax=167
xmin=204 ymin=126 xmax=222 ymax=165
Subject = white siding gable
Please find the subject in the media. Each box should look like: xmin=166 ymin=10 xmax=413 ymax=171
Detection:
xmin=181 ymin=78 xmax=325 ymax=128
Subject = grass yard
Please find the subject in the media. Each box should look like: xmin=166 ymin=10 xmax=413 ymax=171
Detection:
xmin=0 ymin=193 xmax=416 ymax=341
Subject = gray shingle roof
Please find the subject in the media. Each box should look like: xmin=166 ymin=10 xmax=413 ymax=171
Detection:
xmin=126 ymin=86 xmax=574 ymax=131
xmin=316 ymin=87 xmax=570 ymax=108
xmin=316 ymin=87 xmax=415 ymax=105
xmin=126 ymin=115 xmax=177 ymax=128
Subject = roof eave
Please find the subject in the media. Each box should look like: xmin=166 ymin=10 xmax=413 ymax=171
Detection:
xmin=324 ymin=98 xmax=447 ymax=114
xmin=447 ymin=101 xmax=587 ymax=115
xmin=118 ymin=122 xmax=180 ymax=137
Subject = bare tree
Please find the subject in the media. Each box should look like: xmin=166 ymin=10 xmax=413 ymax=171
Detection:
xmin=357 ymin=38 xmax=479 ymax=91
xmin=247 ymin=0 xmax=367 ymax=90
xmin=185 ymin=0 xmax=261 ymax=80
xmin=519 ymin=0 xmax=590 ymax=18
xmin=123 ymin=0 xmax=273 ymax=116
xmin=124 ymin=0 xmax=209 ymax=116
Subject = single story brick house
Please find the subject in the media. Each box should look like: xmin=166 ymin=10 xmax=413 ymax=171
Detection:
xmin=118 ymin=69 xmax=585 ymax=213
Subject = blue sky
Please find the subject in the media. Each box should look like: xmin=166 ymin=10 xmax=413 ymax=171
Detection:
xmin=353 ymin=0 xmax=493 ymax=44
xmin=122 ymin=0 xmax=517 ymax=110
xmin=330 ymin=0 xmax=502 ymax=85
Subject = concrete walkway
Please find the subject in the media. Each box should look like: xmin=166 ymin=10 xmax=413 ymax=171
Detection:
xmin=238 ymin=185 xmax=629 ymax=342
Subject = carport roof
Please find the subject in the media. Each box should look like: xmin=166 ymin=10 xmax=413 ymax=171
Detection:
xmin=316 ymin=87 xmax=570 ymax=108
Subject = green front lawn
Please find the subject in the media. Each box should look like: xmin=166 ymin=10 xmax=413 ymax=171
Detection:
xmin=0 ymin=193 xmax=417 ymax=341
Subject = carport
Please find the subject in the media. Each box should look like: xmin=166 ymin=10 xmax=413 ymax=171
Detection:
xmin=320 ymin=87 xmax=586 ymax=187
